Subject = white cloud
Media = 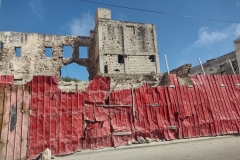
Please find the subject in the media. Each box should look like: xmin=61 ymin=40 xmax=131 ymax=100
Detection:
xmin=183 ymin=23 xmax=240 ymax=54
xmin=67 ymin=12 xmax=94 ymax=36
xmin=29 ymin=0 xmax=44 ymax=19
xmin=193 ymin=27 xmax=229 ymax=46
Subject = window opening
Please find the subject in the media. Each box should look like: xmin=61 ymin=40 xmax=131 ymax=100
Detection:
xmin=45 ymin=47 xmax=52 ymax=57
xmin=79 ymin=46 xmax=88 ymax=58
xmin=0 ymin=42 xmax=2 ymax=50
xmin=118 ymin=54 xmax=124 ymax=64
xmin=234 ymin=67 xmax=239 ymax=74
xmin=61 ymin=63 xmax=89 ymax=81
xmin=15 ymin=47 xmax=21 ymax=57
xmin=149 ymin=55 xmax=156 ymax=62
xmin=220 ymin=64 xmax=225 ymax=71
xmin=63 ymin=46 xmax=72 ymax=58
xmin=232 ymin=60 xmax=238 ymax=68
xmin=221 ymin=71 xmax=226 ymax=75
xmin=104 ymin=65 xmax=108 ymax=73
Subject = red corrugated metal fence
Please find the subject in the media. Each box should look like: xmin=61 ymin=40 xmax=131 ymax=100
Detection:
xmin=1 ymin=74 xmax=240 ymax=159
xmin=0 ymin=79 xmax=31 ymax=160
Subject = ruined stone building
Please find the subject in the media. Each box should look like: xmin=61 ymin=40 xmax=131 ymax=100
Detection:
xmin=0 ymin=8 xmax=161 ymax=89
xmin=190 ymin=38 xmax=240 ymax=75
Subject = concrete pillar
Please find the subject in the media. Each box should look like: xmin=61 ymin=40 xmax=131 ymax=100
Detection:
xmin=122 ymin=25 xmax=129 ymax=74
xmin=99 ymin=51 xmax=104 ymax=73
xmin=153 ymin=25 xmax=160 ymax=73
xmin=98 ymin=22 xmax=104 ymax=73
xmin=234 ymin=39 xmax=240 ymax=72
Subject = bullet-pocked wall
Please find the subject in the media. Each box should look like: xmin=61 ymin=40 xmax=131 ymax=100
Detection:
xmin=94 ymin=8 xmax=160 ymax=76
xmin=0 ymin=8 xmax=161 ymax=85
xmin=0 ymin=32 xmax=93 ymax=83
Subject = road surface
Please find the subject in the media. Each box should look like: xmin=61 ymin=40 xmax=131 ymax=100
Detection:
xmin=55 ymin=135 xmax=240 ymax=160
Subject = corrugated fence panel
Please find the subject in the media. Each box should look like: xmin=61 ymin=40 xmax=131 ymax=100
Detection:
xmin=0 ymin=85 xmax=30 ymax=160
xmin=1 ymin=74 xmax=240 ymax=159
xmin=110 ymin=89 xmax=133 ymax=147
xmin=0 ymin=75 xmax=14 ymax=85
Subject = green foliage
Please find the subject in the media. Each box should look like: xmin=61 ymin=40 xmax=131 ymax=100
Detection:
xmin=62 ymin=76 xmax=80 ymax=82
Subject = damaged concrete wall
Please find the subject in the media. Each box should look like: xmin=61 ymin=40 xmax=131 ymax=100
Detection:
xmin=161 ymin=64 xmax=193 ymax=85
xmin=235 ymin=38 xmax=240 ymax=73
xmin=94 ymin=8 xmax=160 ymax=76
xmin=0 ymin=8 xmax=161 ymax=89
xmin=190 ymin=51 xmax=237 ymax=76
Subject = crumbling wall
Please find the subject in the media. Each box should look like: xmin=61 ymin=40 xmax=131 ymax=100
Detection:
xmin=235 ymin=38 xmax=240 ymax=73
xmin=0 ymin=32 xmax=93 ymax=84
xmin=94 ymin=8 xmax=160 ymax=76
xmin=0 ymin=8 xmax=162 ymax=89
xmin=190 ymin=51 xmax=237 ymax=76
xmin=161 ymin=64 xmax=193 ymax=85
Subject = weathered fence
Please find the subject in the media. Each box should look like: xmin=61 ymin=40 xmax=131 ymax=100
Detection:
xmin=0 ymin=74 xmax=240 ymax=159
xmin=0 ymin=75 xmax=30 ymax=160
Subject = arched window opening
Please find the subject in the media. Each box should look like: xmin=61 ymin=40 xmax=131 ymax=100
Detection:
xmin=60 ymin=63 xmax=89 ymax=81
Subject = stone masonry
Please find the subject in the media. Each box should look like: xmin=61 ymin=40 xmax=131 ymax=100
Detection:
xmin=93 ymin=8 xmax=160 ymax=76
xmin=0 ymin=32 xmax=91 ymax=84
xmin=0 ymin=8 xmax=161 ymax=89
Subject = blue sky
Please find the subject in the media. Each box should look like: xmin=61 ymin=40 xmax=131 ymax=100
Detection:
xmin=0 ymin=0 xmax=240 ymax=80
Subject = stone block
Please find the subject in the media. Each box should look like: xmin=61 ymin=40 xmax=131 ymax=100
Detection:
xmin=131 ymin=139 xmax=139 ymax=144
xmin=145 ymin=137 xmax=152 ymax=143
xmin=137 ymin=136 xmax=146 ymax=144
xmin=95 ymin=8 xmax=111 ymax=24
xmin=36 ymin=148 xmax=51 ymax=160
